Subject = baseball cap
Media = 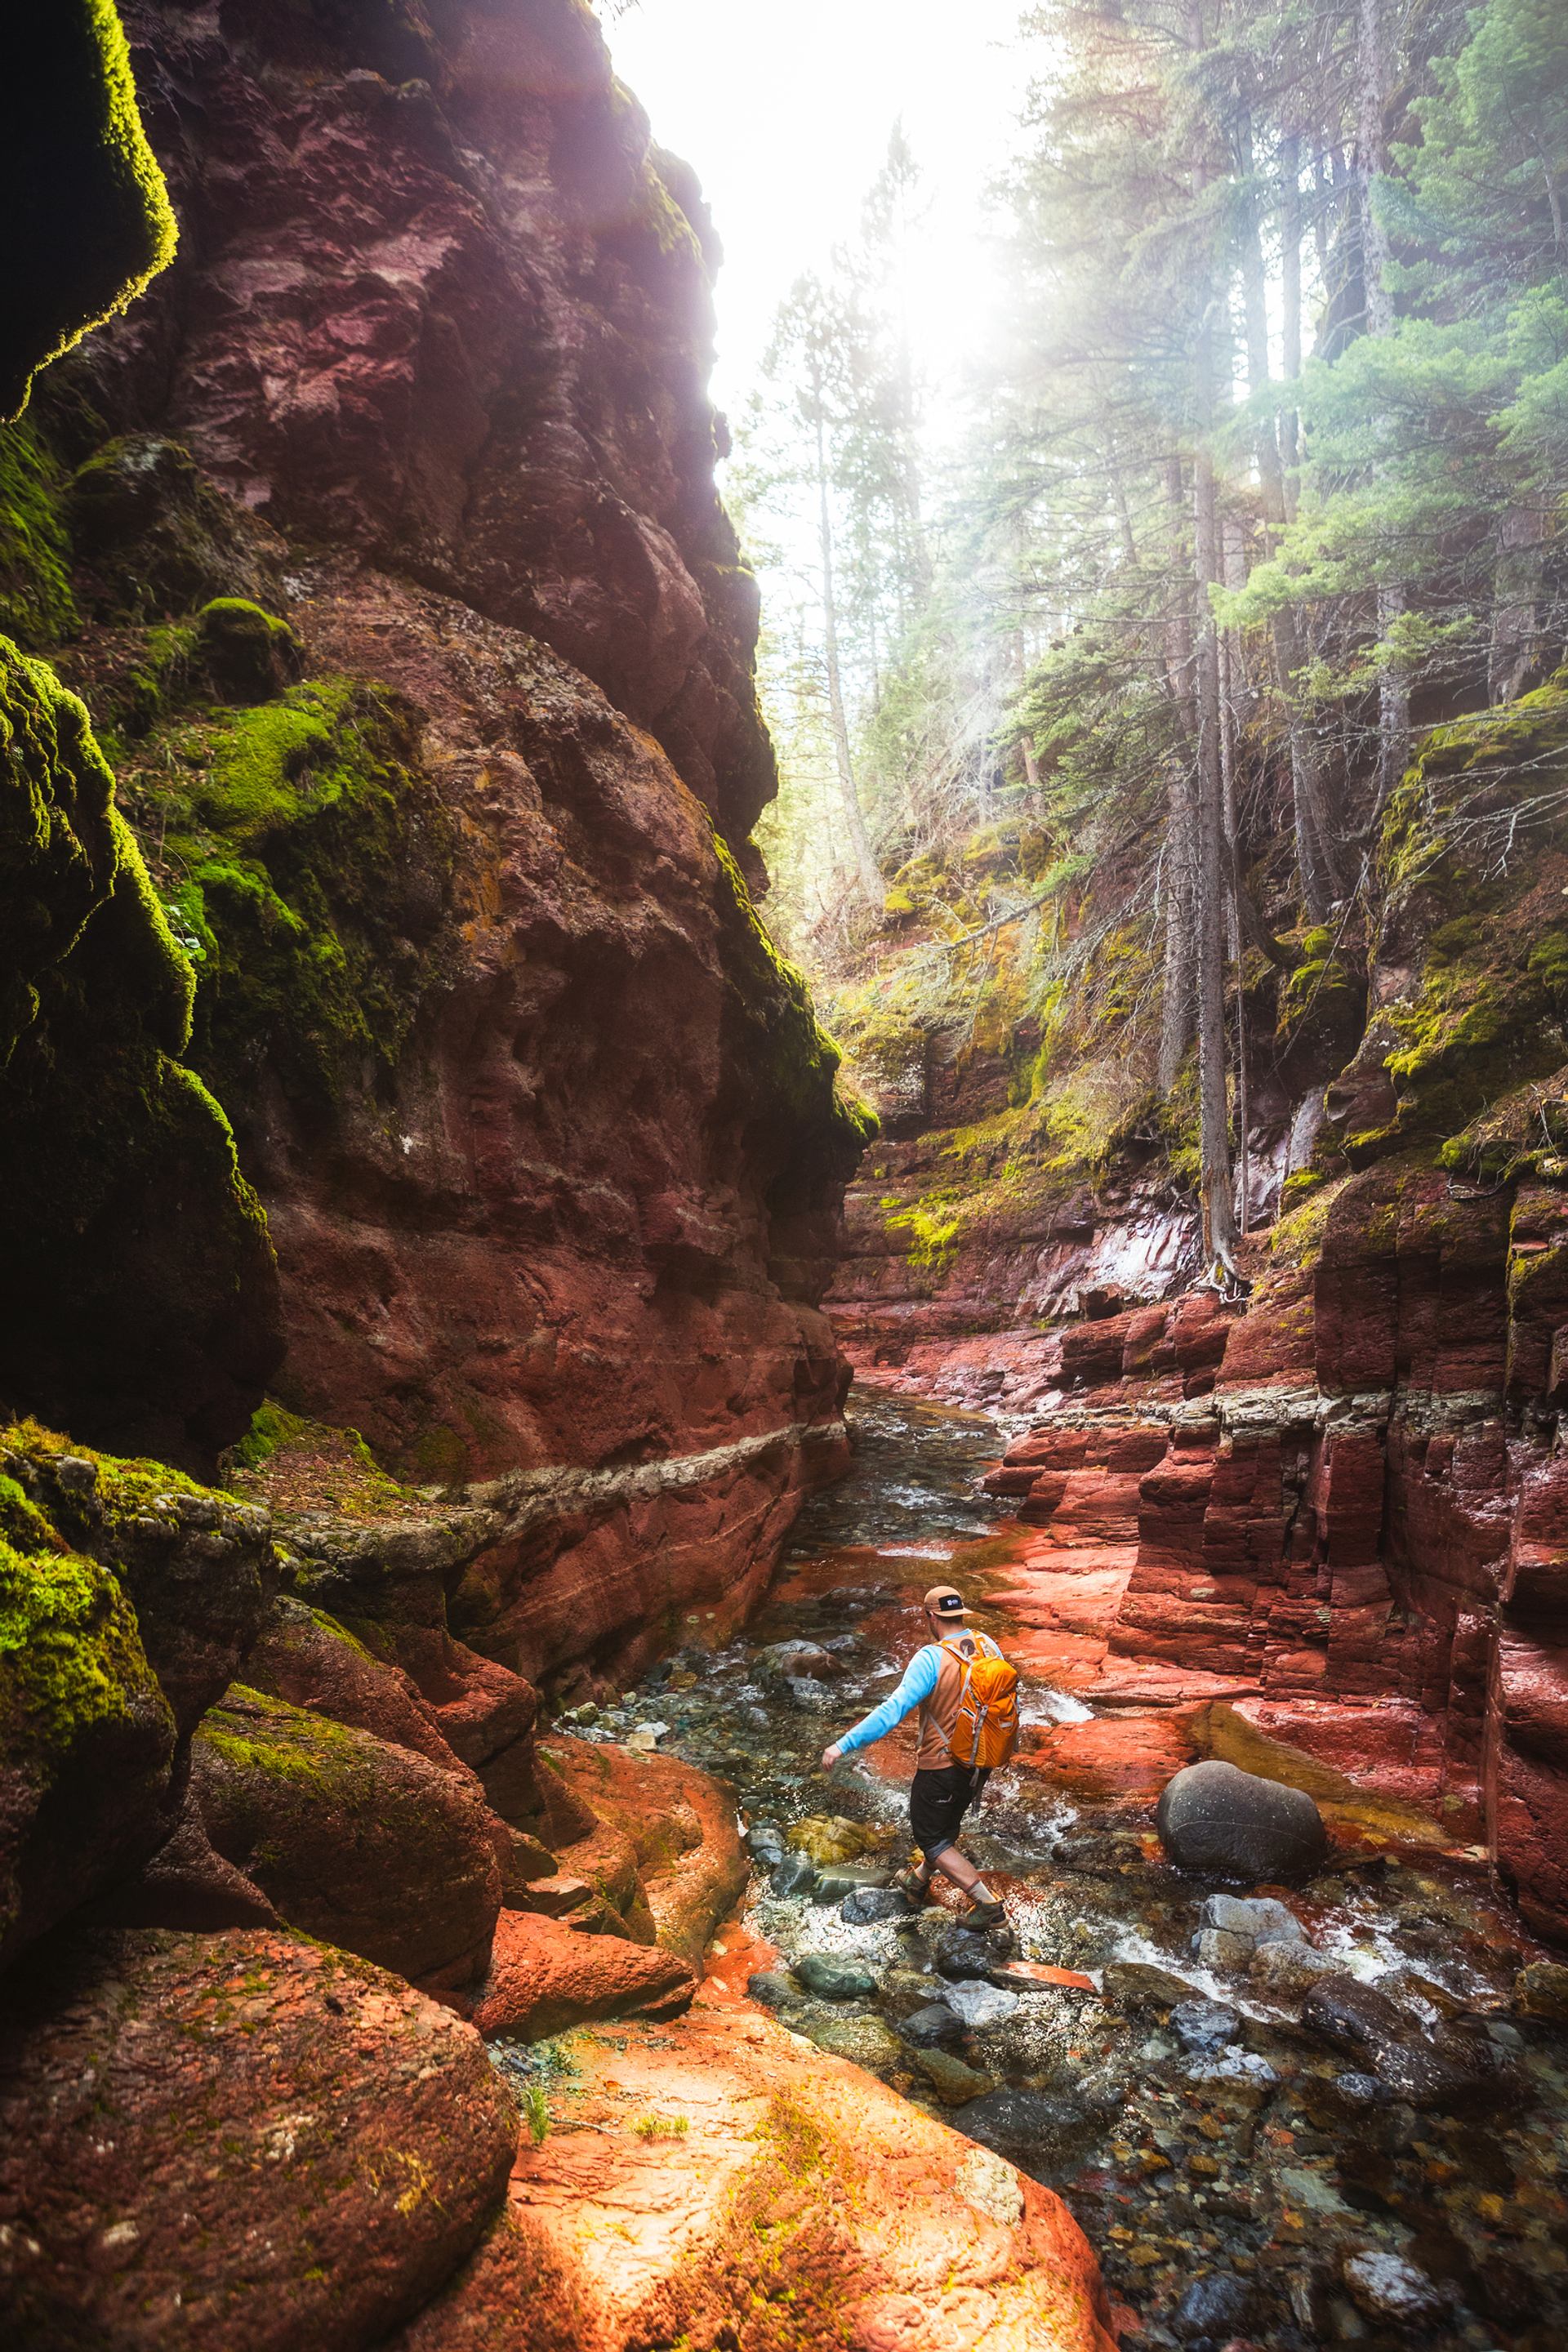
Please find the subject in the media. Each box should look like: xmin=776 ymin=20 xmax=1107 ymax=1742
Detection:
xmin=923 ymin=1585 xmax=970 ymax=1619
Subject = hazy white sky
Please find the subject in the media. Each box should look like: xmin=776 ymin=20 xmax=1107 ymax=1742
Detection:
xmin=604 ymin=0 xmax=1029 ymax=427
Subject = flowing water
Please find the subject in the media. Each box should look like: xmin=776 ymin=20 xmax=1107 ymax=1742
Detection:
xmin=587 ymin=1395 xmax=1568 ymax=2351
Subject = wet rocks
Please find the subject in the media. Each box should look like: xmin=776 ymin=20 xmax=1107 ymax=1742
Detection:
xmin=1102 ymin=1959 xmax=1200 ymax=2011
xmin=1194 ymin=1891 xmax=1307 ymax=1970
xmin=745 ymin=1971 xmax=802 ymax=2011
xmin=1156 ymin=1759 xmax=1327 ymax=1882
xmin=840 ymin=1886 xmax=910 ymax=1924
xmin=0 ymin=1927 xmax=516 ymax=2352
xmin=1516 ymin=1957 xmax=1568 ymax=2020
xmin=800 ymin=2013 xmax=904 ymax=2072
xmin=934 ymin=1924 xmax=1003 ymax=1980
xmin=785 ymin=1814 xmax=884 ymax=1865
xmin=1300 ymin=1975 xmax=1506 ymax=2111
xmin=898 ymin=2001 xmax=964 ymax=2048
xmin=1342 ymin=2248 xmax=1446 ymax=2326
xmin=474 ymin=1910 xmax=695 ymax=2040
xmin=913 ymin=2048 xmax=996 ymax=2105
xmin=769 ymin=1851 xmax=817 ymax=1898
xmin=945 ymin=1979 xmax=1021 ymax=2029
xmin=1250 ymin=1939 xmax=1340 ymax=1996
xmin=1174 ymin=2269 xmax=1253 ymax=2343
xmin=1169 ymin=1998 xmax=1241 ymax=2051
xmin=792 ymin=1952 xmax=876 ymax=2001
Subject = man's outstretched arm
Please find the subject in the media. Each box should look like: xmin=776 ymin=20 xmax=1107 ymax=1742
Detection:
xmin=821 ymin=1646 xmax=940 ymax=1769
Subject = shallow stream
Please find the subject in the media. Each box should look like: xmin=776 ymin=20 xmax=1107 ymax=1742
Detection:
xmin=587 ymin=1394 xmax=1568 ymax=2351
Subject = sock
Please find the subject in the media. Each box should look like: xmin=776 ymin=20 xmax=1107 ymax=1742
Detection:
xmin=971 ymin=1880 xmax=996 ymax=1903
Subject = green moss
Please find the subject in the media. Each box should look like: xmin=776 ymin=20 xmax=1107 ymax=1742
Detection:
xmin=198 ymin=1684 xmax=372 ymax=1797
xmin=709 ymin=821 xmax=877 ymax=1165
xmin=2 ymin=4 xmax=177 ymax=417
xmin=0 ymin=421 xmax=77 ymax=648
xmin=0 ymin=639 xmax=279 ymax=1459
xmin=0 ymin=1533 xmax=171 ymax=1767
xmin=122 ymin=676 xmax=457 ymax=1111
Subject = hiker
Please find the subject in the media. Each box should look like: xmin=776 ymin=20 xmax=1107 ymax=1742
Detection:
xmin=820 ymin=1584 xmax=1018 ymax=1929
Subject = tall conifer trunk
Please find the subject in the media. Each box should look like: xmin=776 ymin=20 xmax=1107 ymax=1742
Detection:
xmin=1193 ymin=314 xmax=1239 ymax=1273
xmin=1356 ymin=0 xmax=1410 ymax=817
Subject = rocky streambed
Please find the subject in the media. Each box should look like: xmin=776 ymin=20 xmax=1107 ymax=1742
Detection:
xmin=568 ymin=1394 xmax=1568 ymax=2352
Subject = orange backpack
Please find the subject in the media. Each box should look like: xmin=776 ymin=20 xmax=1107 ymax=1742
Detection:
xmin=941 ymin=1635 xmax=1020 ymax=1770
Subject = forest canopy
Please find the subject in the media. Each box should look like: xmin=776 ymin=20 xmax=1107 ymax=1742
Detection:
xmin=742 ymin=0 xmax=1568 ymax=1277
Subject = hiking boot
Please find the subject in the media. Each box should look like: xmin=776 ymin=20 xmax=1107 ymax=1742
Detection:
xmin=965 ymin=1895 xmax=1008 ymax=1932
xmin=893 ymin=1864 xmax=934 ymax=1907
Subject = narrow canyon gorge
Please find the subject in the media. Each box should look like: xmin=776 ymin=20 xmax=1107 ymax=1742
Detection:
xmin=3 ymin=6 xmax=1568 ymax=2352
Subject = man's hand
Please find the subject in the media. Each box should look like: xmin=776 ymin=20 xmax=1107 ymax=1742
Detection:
xmin=820 ymin=1743 xmax=843 ymax=1771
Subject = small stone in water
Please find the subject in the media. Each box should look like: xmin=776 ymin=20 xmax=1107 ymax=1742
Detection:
xmin=898 ymin=2002 xmax=962 ymax=2048
xmin=944 ymin=1979 xmax=1020 ymax=2030
xmin=792 ymin=1953 xmax=876 ymax=2001
xmin=785 ymin=1676 xmax=837 ymax=1712
xmin=1326 ymin=2069 xmax=1394 ymax=2114
xmin=913 ymin=2047 xmax=995 ymax=2105
xmin=769 ymin=1853 xmax=817 ymax=1899
xmin=1342 ymin=2249 xmax=1446 ymax=2323
xmin=1102 ymin=1960 xmax=1199 ymax=2011
xmin=840 ymin=1886 xmax=910 ymax=1925
xmin=746 ymin=1971 xmax=800 ymax=2009
xmin=1174 ymin=2269 xmax=1252 ymax=2341
xmin=1169 ymin=1998 xmax=1242 ymax=2051
xmin=1200 ymin=1891 xmax=1305 ymax=1944
xmin=933 ymin=1927 xmax=998 ymax=1982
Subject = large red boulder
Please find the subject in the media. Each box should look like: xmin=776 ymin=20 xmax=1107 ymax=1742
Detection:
xmin=472 ymin=1909 xmax=696 ymax=2041
xmin=0 ymin=1927 xmax=517 ymax=2351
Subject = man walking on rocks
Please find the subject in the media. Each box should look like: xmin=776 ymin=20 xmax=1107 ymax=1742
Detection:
xmin=821 ymin=1586 xmax=1011 ymax=1928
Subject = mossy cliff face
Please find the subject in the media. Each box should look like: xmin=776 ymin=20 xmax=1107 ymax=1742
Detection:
xmin=0 ymin=637 xmax=283 ymax=1463
xmin=0 ymin=0 xmax=868 ymax=1677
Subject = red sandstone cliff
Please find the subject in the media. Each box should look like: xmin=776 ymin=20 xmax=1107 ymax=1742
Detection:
xmin=11 ymin=0 xmax=875 ymax=1687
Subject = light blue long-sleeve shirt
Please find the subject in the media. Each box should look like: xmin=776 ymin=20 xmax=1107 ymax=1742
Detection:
xmin=835 ymin=1644 xmax=942 ymax=1755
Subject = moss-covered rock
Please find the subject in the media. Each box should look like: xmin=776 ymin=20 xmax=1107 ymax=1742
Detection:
xmin=0 ymin=1927 xmax=519 ymax=2350
xmin=191 ymin=1683 xmax=503 ymax=1983
xmin=121 ymin=673 xmax=457 ymax=1119
xmin=0 ymin=418 xmax=77 ymax=647
xmin=69 ymin=435 xmax=287 ymax=622
xmin=1 ymin=3 xmax=176 ymax=418
xmin=0 ymin=637 xmax=283 ymax=1463
xmin=3 ymin=1417 xmax=276 ymax=1735
xmin=0 ymin=1509 xmax=175 ymax=1969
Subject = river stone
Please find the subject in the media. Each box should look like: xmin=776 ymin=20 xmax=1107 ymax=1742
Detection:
xmin=1169 ymin=1998 xmax=1241 ymax=2051
xmin=933 ymin=1926 xmax=999 ymax=1981
xmin=746 ymin=1971 xmax=802 ymax=2010
xmin=812 ymin=1864 xmax=893 ymax=1904
xmin=1343 ymin=2250 xmax=1446 ymax=2324
xmin=898 ymin=2001 xmax=963 ymax=2048
xmin=1102 ymin=1960 xmax=1199 ymax=2011
xmin=1156 ymin=1759 xmax=1327 ymax=1882
xmin=785 ymin=1815 xmax=880 ymax=1865
xmin=784 ymin=1677 xmax=837 ymax=1712
xmin=911 ymin=2047 xmax=995 ymax=2105
xmin=800 ymin=2014 xmax=903 ymax=2072
xmin=1250 ymin=1940 xmax=1339 ymax=1996
xmin=949 ymin=2087 xmax=1094 ymax=2174
xmin=746 ymin=1821 xmax=784 ymax=1865
xmin=792 ymin=1953 xmax=876 ymax=2001
xmin=944 ymin=1979 xmax=1020 ymax=2030
xmin=752 ymin=1641 xmax=840 ymax=1686
xmin=841 ymin=1886 xmax=911 ymax=1925
xmin=769 ymin=1852 xmax=817 ymax=1899
xmin=1200 ymin=1891 xmax=1305 ymax=1944
xmin=1174 ymin=2271 xmax=1253 ymax=2342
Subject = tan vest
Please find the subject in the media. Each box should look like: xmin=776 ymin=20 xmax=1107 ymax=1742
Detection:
xmin=915 ymin=1633 xmax=1001 ymax=1771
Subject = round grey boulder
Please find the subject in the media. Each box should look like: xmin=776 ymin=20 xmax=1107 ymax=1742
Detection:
xmin=792 ymin=1953 xmax=876 ymax=2001
xmin=1156 ymin=1759 xmax=1327 ymax=1882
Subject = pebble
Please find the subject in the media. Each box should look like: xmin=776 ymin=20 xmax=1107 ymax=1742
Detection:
xmin=769 ymin=1852 xmax=817 ymax=1899
xmin=840 ymin=1886 xmax=910 ymax=1925
xmin=1169 ymin=1999 xmax=1242 ymax=2051
xmin=1342 ymin=2248 xmax=1446 ymax=2323
xmin=911 ymin=2047 xmax=995 ymax=2105
xmin=792 ymin=1953 xmax=877 ymax=2001
xmin=1174 ymin=2269 xmax=1252 ymax=2341
xmin=933 ymin=1927 xmax=1000 ymax=1982
xmin=746 ymin=1971 xmax=801 ymax=2009
xmin=897 ymin=2001 xmax=962 ymax=2048
xmin=1200 ymin=1893 xmax=1305 ymax=1945
xmin=944 ymin=1979 xmax=1020 ymax=2030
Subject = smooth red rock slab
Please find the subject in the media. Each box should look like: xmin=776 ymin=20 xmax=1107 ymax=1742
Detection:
xmin=543 ymin=1736 xmax=747 ymax=1967
xmin=993 ymin=1962 xmax=1097 ymax=1991
xmin=0 ymin=1927 xmax=516 ymax=2352
xmin=389 ymin=2011 xmax=1117 ymax=2352
xmin=472 ymin=1909 xmax=696 ymax=2041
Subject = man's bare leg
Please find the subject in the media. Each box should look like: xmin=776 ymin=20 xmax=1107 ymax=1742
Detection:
xmin=929 ymin=1845 xmax=999 ymax=1905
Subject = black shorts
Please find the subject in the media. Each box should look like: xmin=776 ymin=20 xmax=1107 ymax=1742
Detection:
xmin=909 ymin=1764 xmax=988 ymax=1862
